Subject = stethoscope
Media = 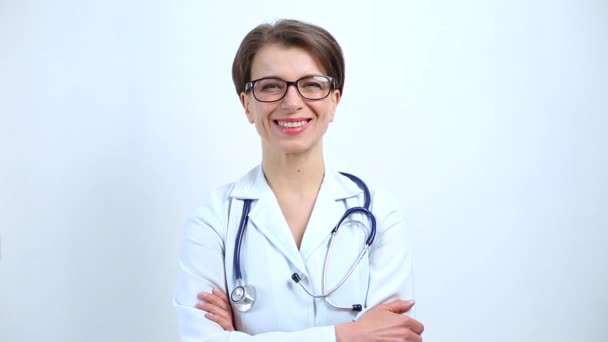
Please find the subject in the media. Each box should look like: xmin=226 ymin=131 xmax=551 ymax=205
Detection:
xmin=230 ymin=172 xmax=376 ymax=313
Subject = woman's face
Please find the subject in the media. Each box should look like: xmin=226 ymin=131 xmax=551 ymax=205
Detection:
xmin=240 ymin=44 xmax=341 ymax=156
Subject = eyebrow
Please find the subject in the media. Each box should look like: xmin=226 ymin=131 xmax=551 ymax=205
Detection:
xmin=252 ymin=74 xmax=326 ymax=81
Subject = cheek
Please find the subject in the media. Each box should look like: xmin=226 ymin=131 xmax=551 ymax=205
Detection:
xmin=327 ymin=103 xmax=336 ymax=121
xmin=250 ymin=104 xmax=274 ymax=122
xmin=251 ymin=106 xmax=278 ymax=131
xmin=319 ymin=102 xmax=335 ymax=121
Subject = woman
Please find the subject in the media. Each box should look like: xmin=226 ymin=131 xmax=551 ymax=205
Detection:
xmin=173 ymin=19 xmax=424 ymax=341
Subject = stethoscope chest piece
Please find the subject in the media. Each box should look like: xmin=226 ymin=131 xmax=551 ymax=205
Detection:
xmin=231 ymin=282 xmax=256 ymax=312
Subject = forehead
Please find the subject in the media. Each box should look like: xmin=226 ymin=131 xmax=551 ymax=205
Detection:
xmin=250 ymin=44 xmax=326 ymax=80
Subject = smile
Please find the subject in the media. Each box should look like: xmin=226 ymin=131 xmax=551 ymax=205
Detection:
xmin=275 ymin=120 xmax=311 ymax=128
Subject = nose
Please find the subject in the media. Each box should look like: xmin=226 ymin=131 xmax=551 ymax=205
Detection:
xmin=280 ymin=84 xmax=304 ymax=111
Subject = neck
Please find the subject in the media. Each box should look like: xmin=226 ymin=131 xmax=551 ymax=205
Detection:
xmin=261 ymin=142 xmax=325 ymax=195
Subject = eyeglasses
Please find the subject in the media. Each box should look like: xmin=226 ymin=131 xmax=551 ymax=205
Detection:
xmin=244 ymin=75 xmax=335 ymax=102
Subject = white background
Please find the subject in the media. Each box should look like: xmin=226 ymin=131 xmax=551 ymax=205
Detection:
xmin=1 ymin=0 xmax=607 ymax=341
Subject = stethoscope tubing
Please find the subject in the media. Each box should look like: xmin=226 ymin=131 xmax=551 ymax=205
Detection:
xmin=332 ymin=206 xmax=376 ymax=245
xmin=233 ymin=199 xmax=252 ymax=281
xmin=232 ymin=172 xmax=375 ymax=312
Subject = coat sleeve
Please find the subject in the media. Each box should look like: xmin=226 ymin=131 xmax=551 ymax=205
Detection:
xmin=358 ymin=188 xmax=417 ymax=318
xmin=172 ymin=191 xmax=337 ymax=342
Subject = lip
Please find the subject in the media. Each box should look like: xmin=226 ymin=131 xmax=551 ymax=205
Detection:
xmin=273 ymin=117 xmax=312 ymax=135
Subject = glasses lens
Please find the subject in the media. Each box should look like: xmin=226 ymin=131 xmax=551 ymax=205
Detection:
xmin=297 ymin=76 xmax=332 ymax=100
xmin=253 ymin=78 xmax=286 ymax=102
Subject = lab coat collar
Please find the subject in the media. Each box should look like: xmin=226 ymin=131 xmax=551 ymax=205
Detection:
xmin=228 ymin=164 xmax=364 ymax=271
xmin=229 ymin=164 xmax=363 ymax=201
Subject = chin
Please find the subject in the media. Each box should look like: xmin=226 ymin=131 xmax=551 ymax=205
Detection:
xmin=273 ymin=140 xmax=318 ymax=155
xmin=279 ymin=145 xmax=312 ymax=155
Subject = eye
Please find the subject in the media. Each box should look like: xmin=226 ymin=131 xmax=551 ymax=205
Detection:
xmin=299 ymin=76 xmax=329 ymax=91
xmin=301 ymin=81 xmax=323 ymax=89
xmin=257 ymin=80 xmax=285 ymax=93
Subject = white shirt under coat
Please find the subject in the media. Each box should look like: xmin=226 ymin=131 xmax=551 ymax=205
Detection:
xmin=173 ymin=165 xmax=416 ymax=341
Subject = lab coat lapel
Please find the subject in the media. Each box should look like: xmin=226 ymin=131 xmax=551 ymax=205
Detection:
xmin=244 ymin=168 xmax=307 ymax=273
xmin=299 ymin=169 xmax=363 ymax=262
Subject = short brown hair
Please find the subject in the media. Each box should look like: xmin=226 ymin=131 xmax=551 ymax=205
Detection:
xmin=231 ymin=19 xmax=345 ymax=96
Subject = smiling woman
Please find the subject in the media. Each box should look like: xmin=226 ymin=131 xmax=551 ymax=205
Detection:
xmin=172 ymin=19 xmax=424 ymax=342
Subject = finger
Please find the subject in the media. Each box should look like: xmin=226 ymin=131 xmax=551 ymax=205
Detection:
xmin=383 ymin=299 xmax=415 ymax=313
xmin=405 ymin=329 xmax=422 ymax=342
xmin=210 ymin=289 xmax=232 ymax=311
xmin=196 ymin=302 xmax=231 ymax=321
xmin=198 ymin=292 xmax=232 ymax=311
xmin=196 ymin=303 xmax=232 ymax=321
xmin=212 ymin=288 xmax=231 ymax=304
xmin=204 ymin=312 xmax=234 ymax=331
xmin=206 ymin=312 xmax=233 ymax=331
xmin=402 ymin=316 xmax=424 ymax=335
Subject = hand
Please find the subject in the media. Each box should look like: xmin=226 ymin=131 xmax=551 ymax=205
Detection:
xmin=196 ymin=288 xmax=235 ymax=331
xmin=336 ymin=300 xmax=424 ymax=342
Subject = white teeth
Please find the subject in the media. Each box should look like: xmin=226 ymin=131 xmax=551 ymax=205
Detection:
xmin=277 ymin=120 xmax=308 ymax=128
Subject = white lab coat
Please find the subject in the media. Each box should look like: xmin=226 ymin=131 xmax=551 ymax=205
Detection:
xmin=173 ymin=165 xmax=415 ymax=342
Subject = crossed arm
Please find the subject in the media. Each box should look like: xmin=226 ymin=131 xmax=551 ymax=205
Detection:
xmin=196 ymin=288 xmax=424 ymax=342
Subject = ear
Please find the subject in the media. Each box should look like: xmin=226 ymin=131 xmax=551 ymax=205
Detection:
xmin=328 ymin=89 xmax=341 ymax=123
xmin=240 ymin=92 xmax=255 ymax=124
